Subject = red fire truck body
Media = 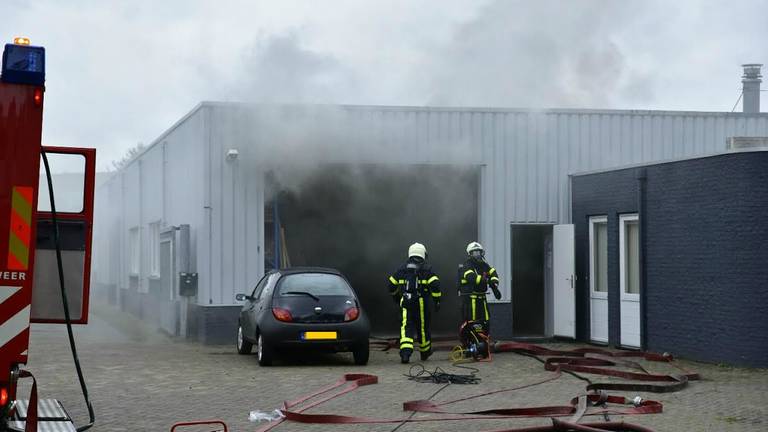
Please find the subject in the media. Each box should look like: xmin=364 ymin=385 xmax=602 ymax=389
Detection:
xmin=0 ymin=38 xmax=95 ymax=431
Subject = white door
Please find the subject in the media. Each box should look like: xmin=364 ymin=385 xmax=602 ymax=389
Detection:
xmin=553 ymin=224 xmax=575 ymax=338
xmin=620 ymin=214 xmax=641 ymax=348
xmin=589 ymin=216 xmax=609 ymax=343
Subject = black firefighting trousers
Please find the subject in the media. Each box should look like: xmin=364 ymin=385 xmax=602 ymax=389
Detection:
xmin=399 ymin=297 xmax=432 ymax=354
xmin=462 ymin=292 xmax=490 ymax=327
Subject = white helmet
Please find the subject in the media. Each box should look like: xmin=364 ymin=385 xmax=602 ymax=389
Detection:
xmin=408 ymin=242 xmax=427 ymax=260
xmin=466 ymin=241 xmax=484 ymax=256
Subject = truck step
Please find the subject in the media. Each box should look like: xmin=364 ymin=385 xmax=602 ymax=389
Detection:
xmin=7 ymin=420 xmax=76 ymax=432
xmin=7 ymin=398 xmax=76 ymax=432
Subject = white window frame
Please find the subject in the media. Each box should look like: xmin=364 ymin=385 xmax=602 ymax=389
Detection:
xmin=148 ymin=221 xmax=161 ymax=278
xmin=619 ymin=214 xmax=640 ymax=302
xmin=589 ymin=216 xmax=608 ymax=300
xmin=128 ymin=226 xmax=140 ymax=276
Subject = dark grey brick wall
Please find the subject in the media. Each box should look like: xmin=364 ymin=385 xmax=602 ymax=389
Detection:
xmin=193 ymin=305 xmax=241 ymax=345
xmin=120 ymin=284 xmax=142 ymax=318
xmin=106 ymin=283 xmax=117 ymax=306
xmin=92 ymin=282 xmax=118 ymax=306
xmin=572 ymin=151 xmax=768 ymax=367
xmin=489 ymin=303 xmax=514 ymax=340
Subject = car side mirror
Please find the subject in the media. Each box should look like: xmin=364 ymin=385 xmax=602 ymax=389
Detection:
xmin=236 ymin=293 xmax=251 ymax=301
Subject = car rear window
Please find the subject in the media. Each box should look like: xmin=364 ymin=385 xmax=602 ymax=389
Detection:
xmin=276 ymin=273 xmax=354 ymax=297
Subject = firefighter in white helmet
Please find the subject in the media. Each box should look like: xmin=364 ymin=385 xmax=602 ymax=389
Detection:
xmin=387 ymin=242 xmax=441 ymax=363
xmin=459 ymin=241 xmax=501 ymax=330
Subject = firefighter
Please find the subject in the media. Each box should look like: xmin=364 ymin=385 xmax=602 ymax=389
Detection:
xmin=388 ymin=242 xmax=441 ymax=363
xmin=459 ymin=242 xmax=501 ymax=330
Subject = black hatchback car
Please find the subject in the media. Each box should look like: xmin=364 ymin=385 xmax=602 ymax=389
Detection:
xmin=235 ymin=267 xmax=370 ymax=366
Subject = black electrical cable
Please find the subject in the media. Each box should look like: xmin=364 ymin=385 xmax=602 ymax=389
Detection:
xmin=404 ymin=364 xmax=482 ymax=385
xmin=41 ymin=151 xmax=95 ymax=431
xmin=730 ymin=91 xmax=743 ymax=112
xmin=390 ymin=380 xmax=449 ymax=432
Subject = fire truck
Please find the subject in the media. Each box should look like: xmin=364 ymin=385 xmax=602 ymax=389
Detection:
xmin=0 ymin=38 xmax=96 ymax=431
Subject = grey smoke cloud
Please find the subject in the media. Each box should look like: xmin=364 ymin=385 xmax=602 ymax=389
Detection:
xmin=230 ymin=33 xmax=361 ymax=104
xmin=18 ymin=0 xmax=759 ymax=336
xmin=2 ymin=0 xmax=767 ymax=168
xmin=411 ymin=1 xmax=652 ymax=108
xmin=223 ymin=3 xmax=644 ymax=109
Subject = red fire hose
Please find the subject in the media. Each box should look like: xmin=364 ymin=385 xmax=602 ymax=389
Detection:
xmin=173 ymin=341 xmax=699 ymax=431
xmin=492 ymin=341 xmax=699 ymax=393
xmin=255 ymin=373 xmax=378 ymax=432
xmin=251 ymin=371 xmax=663 ymax=431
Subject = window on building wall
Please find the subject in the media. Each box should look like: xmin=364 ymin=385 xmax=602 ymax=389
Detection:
xmin=590 ymin=217 xmax=608 ymax=293
xmin=149 ymin=222 xmax=160 ymax=277
xmin=129 ymin=227 xmax=139 ymax=275
xmin=622 ymin=216 xmax=640 ymax=295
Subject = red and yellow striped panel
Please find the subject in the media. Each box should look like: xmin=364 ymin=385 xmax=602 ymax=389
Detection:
xmin=7 ymin=186 xmax=33 ymax=271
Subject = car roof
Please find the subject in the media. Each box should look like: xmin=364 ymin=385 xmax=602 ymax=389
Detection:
xmin=271 ymin=267 xmax=344 ymax=276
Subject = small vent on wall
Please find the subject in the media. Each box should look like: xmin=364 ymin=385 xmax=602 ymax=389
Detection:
xmin=727 ymin=137 xmax=768 ymax=151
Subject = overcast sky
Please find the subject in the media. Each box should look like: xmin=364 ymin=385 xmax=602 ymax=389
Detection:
xmin=3 ymin=0 xmax=767 ymax=170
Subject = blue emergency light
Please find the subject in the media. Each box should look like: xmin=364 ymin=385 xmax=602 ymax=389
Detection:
xmin=1 ymin=38 xmax=45 ymax=86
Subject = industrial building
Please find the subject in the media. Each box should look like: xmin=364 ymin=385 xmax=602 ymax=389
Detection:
xmin=93 ymin=65 xmax=768 ymax=366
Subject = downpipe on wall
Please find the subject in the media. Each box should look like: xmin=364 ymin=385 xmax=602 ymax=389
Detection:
xmin=636 ymin=168 xmax=647 ymax=351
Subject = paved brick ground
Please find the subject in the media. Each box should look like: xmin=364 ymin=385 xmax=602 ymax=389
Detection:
xmin=18 ymin=304 xmax=768 ymax=431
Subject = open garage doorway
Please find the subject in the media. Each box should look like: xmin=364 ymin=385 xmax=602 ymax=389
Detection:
xmin=264 ymin=165 xmax=479 ymax=335
xmin=511 ymin=224 xmax=553 ymax=338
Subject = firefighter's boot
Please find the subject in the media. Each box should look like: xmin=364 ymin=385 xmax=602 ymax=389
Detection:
xmin=400 ymin=350 xmax=411 ymax=364
xmin=420 ymin=349 xmax=433 ymax=361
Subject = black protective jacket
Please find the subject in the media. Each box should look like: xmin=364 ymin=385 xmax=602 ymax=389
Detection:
xmin=459 ymin=258 xmax=500 ymax=298
xmin=388 ymin=262 xmax=441 ymax=305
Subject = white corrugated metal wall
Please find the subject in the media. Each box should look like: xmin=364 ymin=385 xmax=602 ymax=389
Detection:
xmin=207 ymin=104 xmax=768 ymax=303
xmin=97 ymin=103 xmax=768 ymax=311
xmin=93 ymin=106 xmax=207 ymax=304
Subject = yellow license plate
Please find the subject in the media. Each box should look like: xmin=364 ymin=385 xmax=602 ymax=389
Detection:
xmin=302 ymin=331 xmax=337 ymax=340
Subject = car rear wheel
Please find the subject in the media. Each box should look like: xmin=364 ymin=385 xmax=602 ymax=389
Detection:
xmin=237 ymin=325 xmax=253 ymax=355
xmin=353 ymin=343 xmax=369 ymax=365
xmin=257 ymin=333 xmax=274 ymax=366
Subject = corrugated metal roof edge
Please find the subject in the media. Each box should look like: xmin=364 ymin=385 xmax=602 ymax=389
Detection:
xmin=101 ymin=100 xmax=768 ymax=186
xmin=104 ymin=102 xmax=208 ymax=178
xmin=201 ymin=100 xmax=768 ymax=117
xmin=569 ymin=147 xmax=768 ymax=177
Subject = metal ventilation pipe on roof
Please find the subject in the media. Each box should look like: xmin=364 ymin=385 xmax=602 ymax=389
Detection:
xmin=742 ymin=64 xmax=762 ymax=113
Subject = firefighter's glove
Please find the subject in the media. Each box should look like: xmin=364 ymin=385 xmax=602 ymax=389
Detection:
xmin=492 ymin=286 xmax=502 ymax=300
xmin=434 ymin=300 xmax=441 ymax=312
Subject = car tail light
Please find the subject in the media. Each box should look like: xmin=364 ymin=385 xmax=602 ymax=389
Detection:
xmin=344 ymin=307 xmax=359 ymax=322
xmin=272 ymin=307 xmax=293 ymax=322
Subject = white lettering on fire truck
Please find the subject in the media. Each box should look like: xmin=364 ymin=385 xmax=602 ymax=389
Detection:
xmin=0 ymin=271 xmax=26 ymax=281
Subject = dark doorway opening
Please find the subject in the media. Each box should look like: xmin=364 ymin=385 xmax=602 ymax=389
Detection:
xmin=511 ymin=225 xmax=552 ymax=337
xmin=265 ymin=164 xmax=479 ymax=335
